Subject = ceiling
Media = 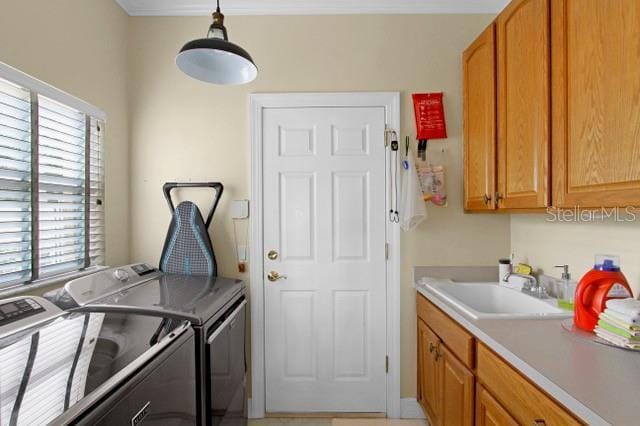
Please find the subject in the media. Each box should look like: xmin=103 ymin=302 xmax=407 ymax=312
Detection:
xmin=115 ymin=0 xmax=509 ymax=16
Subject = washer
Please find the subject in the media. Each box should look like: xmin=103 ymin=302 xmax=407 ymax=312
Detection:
xmin=64 ymin=265 xmax=247 ymax=426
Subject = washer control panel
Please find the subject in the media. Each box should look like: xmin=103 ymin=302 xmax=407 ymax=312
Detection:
xmin=131 ymin=263 xmax=156 ymax=276
xmin=64 ymin=264 xmax=161 ymax=306
xmin=0 ymin=296 xmax=63 ymax=339
xmin=0 ymin=298 xmax=45 ymax=327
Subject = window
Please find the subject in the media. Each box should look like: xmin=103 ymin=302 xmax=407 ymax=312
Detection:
xmin=0 ymin=64 xmax=105 ymax=289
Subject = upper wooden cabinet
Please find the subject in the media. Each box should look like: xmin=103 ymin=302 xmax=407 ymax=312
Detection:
xmin=463 ymin=24 xmax=497 ymax=211
xmin=496 ymin=0 xmax=550 ymax=209
xmin=464 ymin=0 xmax=640 ymax=211
xmin=463 ymin=0 xmax=551 ymax=212
xmin=552 ymin=0 xmax=640 ymax=207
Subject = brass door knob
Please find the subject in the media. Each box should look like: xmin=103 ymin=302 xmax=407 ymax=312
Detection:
xmin=267 ymin=271 xmax=287 ymax=282
xmin=267 ymin=250 xmax=278 ymax=260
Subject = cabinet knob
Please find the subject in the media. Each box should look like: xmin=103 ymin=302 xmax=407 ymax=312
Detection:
xmin=483 ymin=193 xmax=492 ymax=205
xmin=495 ymin=192 xmax=504 ymax=204
xmin=429 ymin=342 xmax=436 ymax=353
xmin=532 ymin=420 xmax=546 ymax=426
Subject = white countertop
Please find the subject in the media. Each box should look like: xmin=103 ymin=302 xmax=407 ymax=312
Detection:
xmin=417 ymin=284 xmax=640 ymax=426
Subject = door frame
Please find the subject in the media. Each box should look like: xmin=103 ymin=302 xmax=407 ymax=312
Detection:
xmin=248 ymin=92 xmax=401 ymax=418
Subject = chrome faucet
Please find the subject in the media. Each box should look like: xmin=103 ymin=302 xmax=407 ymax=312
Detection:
xmin=502 ymin=272 xmax=547 ymax=299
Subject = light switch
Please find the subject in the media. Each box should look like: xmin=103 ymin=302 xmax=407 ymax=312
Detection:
xmin=231 ymin=200 xmax=249 ymax=219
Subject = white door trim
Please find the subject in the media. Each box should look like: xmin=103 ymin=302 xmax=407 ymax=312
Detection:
xmin=249 ymin=92 xmax=401 ymax=418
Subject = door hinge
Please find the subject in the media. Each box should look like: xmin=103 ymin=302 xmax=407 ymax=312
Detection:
xmin=385 ymin=356 xmax=389 ymax=374
xmin=385 ymin=243 xmax=389 ymax=260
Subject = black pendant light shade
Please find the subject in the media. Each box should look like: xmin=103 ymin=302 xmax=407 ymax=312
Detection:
xmin=176 ymin=0 xmax=257 ymax=85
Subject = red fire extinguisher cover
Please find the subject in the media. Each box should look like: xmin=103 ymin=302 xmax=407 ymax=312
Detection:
xmin=412 ymin=93 xmax=447 ymax=140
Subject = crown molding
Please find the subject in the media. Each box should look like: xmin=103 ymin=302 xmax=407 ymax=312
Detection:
xmin=115 ymin=0 xmax=507 ymax=16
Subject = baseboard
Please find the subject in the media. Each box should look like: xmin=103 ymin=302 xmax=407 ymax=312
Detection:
xmin=400 ymin=398 xmax=426 ymax=419
xmin=247 ymin=398 xmax=263 ymax=419
xmin=248 ymin=397 xmax=426 ymax=420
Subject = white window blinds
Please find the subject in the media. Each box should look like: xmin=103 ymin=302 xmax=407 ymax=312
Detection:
xmin=38 ymin=96 xmax=87 ymax=278
xmin=0 ymin=79 xmax=32 ymax=285
xmin=0 ymin=71 xmax=105 ymax=288
xmin=89 ymin=117 xmax=105 ymax=266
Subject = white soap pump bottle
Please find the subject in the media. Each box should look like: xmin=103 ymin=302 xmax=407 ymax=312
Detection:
xmin=555 ymin=264 xmax=577 ymax=311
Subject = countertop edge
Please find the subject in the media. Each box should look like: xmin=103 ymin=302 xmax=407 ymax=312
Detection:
xmin=416 ymin=285 xmax=609 ymax=426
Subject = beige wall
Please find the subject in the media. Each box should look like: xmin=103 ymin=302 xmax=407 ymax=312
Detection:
xmin=511 ymin=216 xmax=640 ymax=297
xmin=127 ymin=14 xmax=510 ymax=398
xmin=6 ymin=1 xmax=640 ymax=405
xmin=0 ymin=0 xmax=131 ymax=266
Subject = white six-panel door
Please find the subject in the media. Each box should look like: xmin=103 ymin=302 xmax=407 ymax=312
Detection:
xmin=263 ymin=106 xmax=388 ymax=413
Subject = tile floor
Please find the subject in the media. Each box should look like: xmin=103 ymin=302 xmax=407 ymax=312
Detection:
xmin=248 ymin=419 xmax=427 ymax=426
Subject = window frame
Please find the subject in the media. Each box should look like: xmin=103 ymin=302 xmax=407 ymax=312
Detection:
xmin=0 ymin=61 xmax=106 ymax=291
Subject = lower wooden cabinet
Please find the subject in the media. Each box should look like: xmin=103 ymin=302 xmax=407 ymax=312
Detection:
xmin=476 ymin=384 xmax=518 ymax=426
xmin=417 ymin=293 xmax=582 ymax=425
xmin=417 ymin=318 xmax=473 ymax=426
xmin=441 ymin=345 xmax=474 ymax=426
xmin=476 ymin=343 xmax=581 ymax=425
xmin=417 ymin=319 xmax=441 ymax=422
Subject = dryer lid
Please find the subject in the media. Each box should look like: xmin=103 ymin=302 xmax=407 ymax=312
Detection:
xmin=75 ymin=274 xmax=245 ymax=326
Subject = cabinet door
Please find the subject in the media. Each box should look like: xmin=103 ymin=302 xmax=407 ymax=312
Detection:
xmin=463 ymin=24 xmax=497 ymax=211
xmin=440 ymin=345 xmax=474 ymax=426
xmin=496 ymin=0 xmax=550 ymax=209
xmin=552 ymin=0 xmax=640 ymax=207
xmin=476 ymin=384 xmax=518 ymax=426
xmin=477 ymin=343 xmax=581 ymax=425
xmin=417 ymin=320 xmax=441 ymax=424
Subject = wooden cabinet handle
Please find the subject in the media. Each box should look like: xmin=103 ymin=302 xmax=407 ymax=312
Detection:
xmin=428 ymin=342 xmax=442 ymax=361
xmin=434 ymin=348 xmax=442 ymax=361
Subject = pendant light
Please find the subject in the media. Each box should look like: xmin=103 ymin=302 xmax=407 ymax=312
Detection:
xmin=176 ymin=0 xmax=258 ymax=85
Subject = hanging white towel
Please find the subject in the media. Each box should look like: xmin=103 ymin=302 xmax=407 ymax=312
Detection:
xmin=400 ymin=157 xmax=427 ymax=230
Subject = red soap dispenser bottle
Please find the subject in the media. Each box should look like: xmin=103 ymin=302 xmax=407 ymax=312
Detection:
xmin=574 ymin=255 xmax=633 ymax=332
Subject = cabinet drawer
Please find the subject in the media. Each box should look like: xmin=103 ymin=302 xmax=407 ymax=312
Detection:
xmin=476 ymin=384 xmax=518 ymax=426
xmin=477 ymin=343 xmax=581 ymax=425
xmin=417 ymin=293 xmax=474 ymax=368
